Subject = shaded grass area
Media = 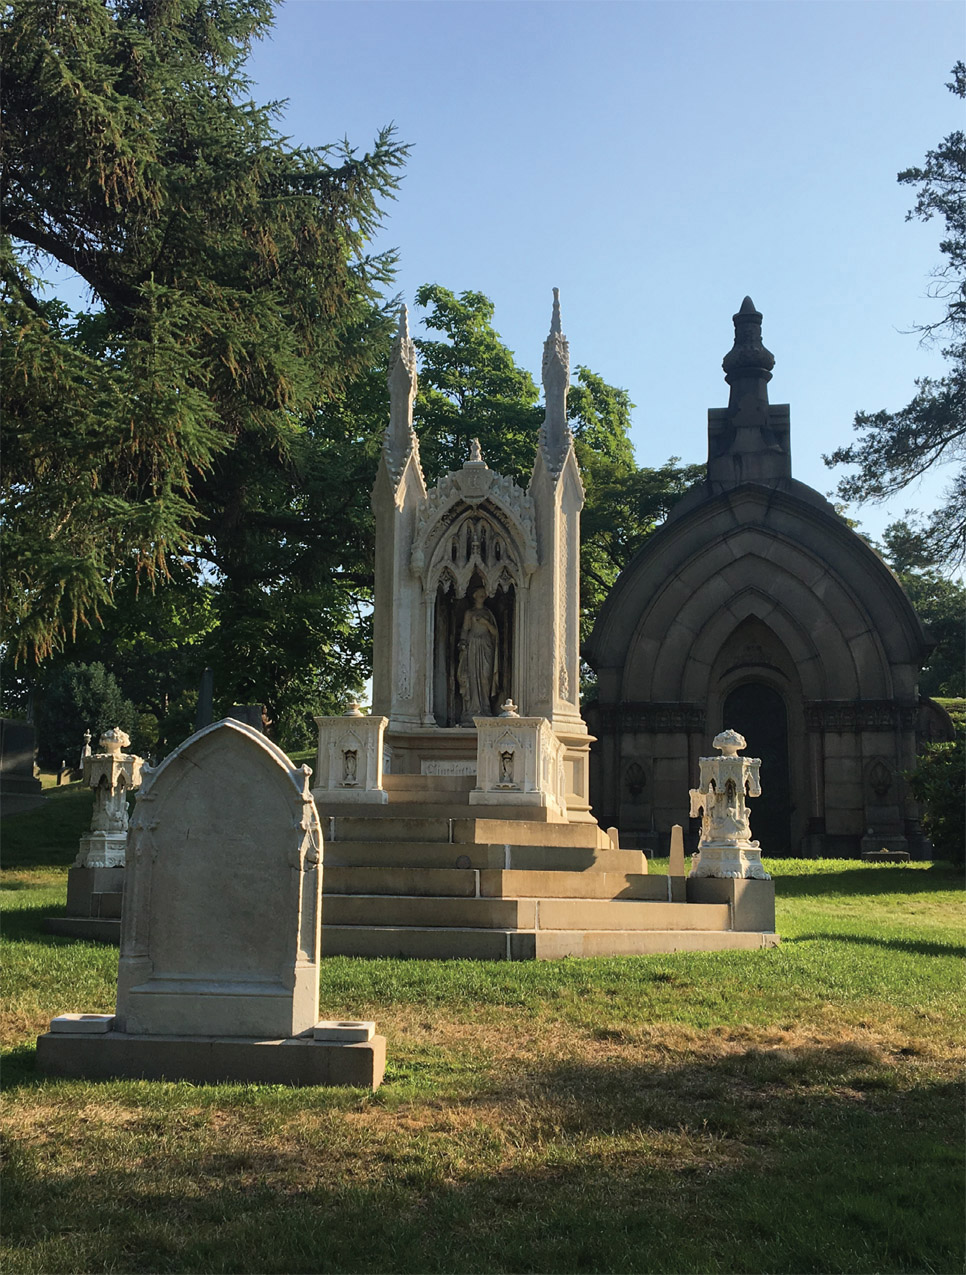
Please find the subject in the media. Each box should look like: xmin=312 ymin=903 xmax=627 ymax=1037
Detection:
xmin=1 ymin=782 xmax=93 ymax=869
xmin=1 ymin=861 xmax=963 ymax=1273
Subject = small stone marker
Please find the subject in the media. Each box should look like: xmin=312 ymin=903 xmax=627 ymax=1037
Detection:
xmin=313 ymin=1020 xmax=376 ymax=1043
xmin=38 ymin=719 xmax=386 ymax=1089
xmin=668 ymin=823 xmax=686 ymax=901
xmin=669 ymin=824 xmax=685 ymax=877
xmin=50 ymin=1014 xmax=115 ymax=1034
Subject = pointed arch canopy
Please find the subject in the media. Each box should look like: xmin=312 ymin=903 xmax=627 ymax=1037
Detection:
xmin=411 ymin=462 xmax=538 ymax=598
xmin=587 ymin=482 xmax=931 ymax=705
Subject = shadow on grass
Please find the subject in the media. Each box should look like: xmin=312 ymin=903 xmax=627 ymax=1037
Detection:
xmin=2 ymin=1044 xmax=962 ymax=1274
xmin=0 ymin=904 xmax=73 ymax=944
xmin=789 ymin=931 xmax=966 ymax=959
xmin=775 ymin=865 xmax=962 ymax=899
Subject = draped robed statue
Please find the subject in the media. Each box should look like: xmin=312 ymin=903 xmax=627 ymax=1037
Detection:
xmin=458 ymin=587 xmax=499 ymax=724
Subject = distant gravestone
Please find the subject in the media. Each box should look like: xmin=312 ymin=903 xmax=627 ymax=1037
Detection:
xmin=0 ymin=718 xmax=44 ymax=813
xmin=228 ymin=704 xmax=263 ymax=732
xmin=38 ymin=719 xmax=385 ymax=1088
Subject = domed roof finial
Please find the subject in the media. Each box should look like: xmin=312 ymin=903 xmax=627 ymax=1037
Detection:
xmin=722 ymin=296 xmax=775 ymax=384
xmin=706 ymin=295 xmax=791 ymax=487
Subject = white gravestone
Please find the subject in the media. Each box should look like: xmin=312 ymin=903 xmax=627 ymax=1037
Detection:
xmin=688 ymin=729 xmax=771 ymax=880
xmin=38 ymin=719 xmax=386 ymax=1087
xmin=116 ymin=720 xmax=323 ymax=1037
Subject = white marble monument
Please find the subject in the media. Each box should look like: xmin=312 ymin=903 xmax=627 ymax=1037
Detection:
xmin=688 ymin=729 xmax=771 ymax=880
xmin=74 ymin=727 xmax=143 ymax=869
xmin=313 ymin=703 xmax=389 ymax=804
xmin=349 ymin=291 xmax=593 ymax=817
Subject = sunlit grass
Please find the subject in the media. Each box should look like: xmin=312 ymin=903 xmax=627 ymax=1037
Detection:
xmin=1 ymin=859 xmax=963 ymax=1273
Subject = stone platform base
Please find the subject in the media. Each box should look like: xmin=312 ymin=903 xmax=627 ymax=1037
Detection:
xmin=45 ymin=917 xmax=121 ymax=943
xmin=36 ymin=1030 xmax=386 ymax=1090
xmin=860 ymin=850 xmax=911 ymax=863
xmin=44 ymin=865 xmax=124 ymax=943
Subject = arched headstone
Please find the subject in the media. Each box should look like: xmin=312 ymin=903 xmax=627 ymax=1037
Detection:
xmin=117 ymin=719 xmax=322 ymax=1038
xmin=38 ymin=720 xmax=386 ymax=1088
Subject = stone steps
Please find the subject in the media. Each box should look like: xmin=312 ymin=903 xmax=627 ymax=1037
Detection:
xmin=321 ymin=925 xmax=778 ymax=960
xmin=383 ymin=775 xmax=476 ymax=804
xmin=325 ymin=814 xmax=612 ymax=848
xmin=323 ymin=867 xmax=666 ymax=900
xmin=323 ymin=841 xmax=645 ymax=872
xmin=323 ymin=894 xmax=729 ymax=932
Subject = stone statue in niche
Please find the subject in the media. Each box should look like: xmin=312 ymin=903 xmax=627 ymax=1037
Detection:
xmin=341 ymin=749 xmax=358 ymax=785
xmin=498 ymin=748 xmax=515 ymax=786
xmin=458 ymin=587 xmax=499 ymax=724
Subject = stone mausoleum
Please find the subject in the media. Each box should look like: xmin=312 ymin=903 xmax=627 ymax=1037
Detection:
xmin=585 ymin=298 xmax=934 ymax=859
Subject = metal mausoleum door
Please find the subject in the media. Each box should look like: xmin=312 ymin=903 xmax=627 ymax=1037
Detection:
xmin=722 ymin=684 xmax=791 ymax=855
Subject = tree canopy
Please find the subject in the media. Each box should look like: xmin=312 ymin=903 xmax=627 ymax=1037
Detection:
xmin=1 ymin=0 xmax=408 ymax=663
xmin=879 ymin=520 xmax=965 ymax=698
xmin=826 ymin=63 xmax=966 ymax=567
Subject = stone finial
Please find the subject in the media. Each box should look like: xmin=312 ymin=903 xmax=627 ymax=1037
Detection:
xmin=713 ymin=728 xmax=746 ymax=756
xmin=707 ymin=296 xmax=790 ymax=487
xmin=722 ymin=297 xmax=775 ymax=385
xmin=468 ymin=438 xmax=485 ymax=466
xmin=383 ymin=304 xmax=423 ymax=488
xmin=343 ymin=702 xmax=364 ymax=717
xmin=539 ymin=287 xmax=573 ymax=474
xmin=498 ymin=699 xmax=519 ymax=717
xmin=100 ymin=727 xmax=131 ymax=758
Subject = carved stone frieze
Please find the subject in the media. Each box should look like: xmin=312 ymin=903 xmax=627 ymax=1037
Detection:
xmin=608 ymin=703 xmax=706 ymax=734
xmin=805 ymin=701 xmax=919 ymax=732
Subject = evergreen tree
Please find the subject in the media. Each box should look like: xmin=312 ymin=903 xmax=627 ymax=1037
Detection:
xmin=826 ymin=64 xmax=965 ymax=566
xmin=1 ymin=0 xmax=407 ymax=661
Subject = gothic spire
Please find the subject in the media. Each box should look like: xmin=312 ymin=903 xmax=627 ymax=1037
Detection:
xmin=539 ymin=287 xmax=573 ymax=474
xmin=383 ymin=305 xmax=422 ymax=488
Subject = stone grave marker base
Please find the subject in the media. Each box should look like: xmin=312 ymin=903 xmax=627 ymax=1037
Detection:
xmin=37 ymin=1027 xmax=386 ymax=1089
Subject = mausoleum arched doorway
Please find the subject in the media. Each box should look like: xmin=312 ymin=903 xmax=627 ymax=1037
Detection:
xmin=722 ymin=683 xmax=791 ymax=855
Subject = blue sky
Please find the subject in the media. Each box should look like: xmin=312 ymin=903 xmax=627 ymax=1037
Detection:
xmin=243 ymin=0 xmax=963 ymax=548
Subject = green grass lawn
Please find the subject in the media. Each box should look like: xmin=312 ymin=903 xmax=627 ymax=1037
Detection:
xmin=1 ymin=794 xmax=963 ymax=1274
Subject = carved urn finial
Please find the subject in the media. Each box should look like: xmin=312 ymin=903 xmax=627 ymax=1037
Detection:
xmin=722 ymin=296 xmax=775 ymax=388
xmin=99 ymin=727 xmax=130 ymax=758
xmin=467 ymin=438 xmax=485 ymax=466
xmin=713 ymin=728 xmax=746 ymax=756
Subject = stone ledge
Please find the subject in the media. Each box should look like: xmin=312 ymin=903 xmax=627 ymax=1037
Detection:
xmin=36 ymin=1031 xmax=386 ymax=1090
xmin=44 ymin=917 xmax=121 ymax=944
